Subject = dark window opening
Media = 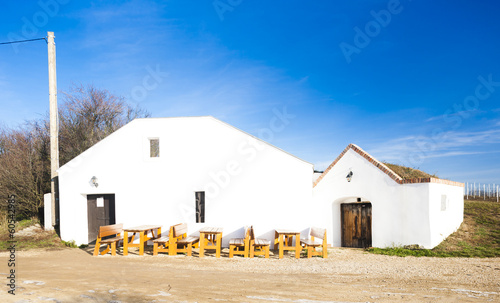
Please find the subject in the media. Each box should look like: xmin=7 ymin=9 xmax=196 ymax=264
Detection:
xmin=195 ymin=191 xmax=205 ymax=223
xmin=150 ymin=138 xmax=159 ymax=157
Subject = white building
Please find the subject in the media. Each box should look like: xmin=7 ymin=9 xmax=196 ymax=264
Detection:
xmin=312 ymin=144 xmax=464 ymax=249
xmin=57 ymin=117 xmax=464 ymax=249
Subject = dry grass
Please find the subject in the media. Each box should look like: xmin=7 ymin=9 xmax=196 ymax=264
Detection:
xmin=368 ymin=199 xmax=500 ymax=257
xmin=0 ymin=218 xmax=66 ymax=251
xmin=433 ymin=199 xmax=500 ymax=254
xmin=383 ymin=162 xmax=437 ymax=179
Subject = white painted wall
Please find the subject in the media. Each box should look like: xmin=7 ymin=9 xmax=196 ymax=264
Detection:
xmin=428 ymin=183 xmax=464 ymax=248
xmin=58 ymin=118 xmax=463 ymax=249
xmin=43 ymin=193 xmax=53 ymax=231
xmin=58 ymin=117 xmax=313 ymax=246
xmin=313 ymin=149 xmax=464 ymax=249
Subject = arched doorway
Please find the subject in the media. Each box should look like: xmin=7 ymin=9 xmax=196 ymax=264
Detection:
xmin=341 ymin=201 xmax=372 ymax=248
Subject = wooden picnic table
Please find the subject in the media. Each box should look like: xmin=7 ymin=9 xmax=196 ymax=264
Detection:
xmin=199 ymin=227 xmax=223 ymax=258
xmin=274 ymin=229 xmax=301 ymax=259
xmin=123 ymin=225 xmax=162 ymax=256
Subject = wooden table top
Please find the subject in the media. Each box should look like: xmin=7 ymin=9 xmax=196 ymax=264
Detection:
xmin=199 ymin=227 xmax=223 ymax=233
xmin=275 ymin=229 xmax=300 ymax=235
xmin=124 ymin=225 xmax=162 ymax=232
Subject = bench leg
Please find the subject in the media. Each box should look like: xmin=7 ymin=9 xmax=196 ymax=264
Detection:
xmin=93 ymin=239 xmax=101 ymax=256
xmin=123 ymin=231 xmax=129 ymax=256
xmin=307 ymin=246 xmax=313 ymax=258
xmin=111 ymin=242 xmax=117 ymax=256
xmin=153 ymin=243 xmax=158 ymax=256
xmin=187 ymin=244 xmax=193 ymax=257
xmin=229 ymin=245 xmax=234 ymax=258
xmin=216 ymin=233 xmax=222 ymax=258
xmin=295 ymin=234 xmax=301 ymax=259
xmin=139 ymin=231 xmax=145 ymax=256
xmin=101 ymin=245 xmax=111 ymax=255
xmin=244 ymin=244 xmax=249 ymax=258
xmin=169 ymin=243 xmax=177 ymax=256
xmin=265 ymin=246 xmax=269 ymax=258
xmin=278 ymin=235 xmax=284 ymax=259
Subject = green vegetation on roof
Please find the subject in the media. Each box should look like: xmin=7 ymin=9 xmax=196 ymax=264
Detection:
xmin=383 ymin=162 xmax=437 ymax=180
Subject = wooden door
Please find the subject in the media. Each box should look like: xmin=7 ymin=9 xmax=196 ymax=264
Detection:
xmin=341 ymin=203 xmax=372 ymax=248
xmin=87 ymin=194 xmax=116 ymax=243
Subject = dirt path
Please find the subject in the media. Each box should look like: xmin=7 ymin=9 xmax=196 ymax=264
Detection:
xmin=1 ymin=247 xmax=499 ymax=302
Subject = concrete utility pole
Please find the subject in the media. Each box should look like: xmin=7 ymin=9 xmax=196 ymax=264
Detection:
xmin=47 ymin=31 xmax=59 ymax=227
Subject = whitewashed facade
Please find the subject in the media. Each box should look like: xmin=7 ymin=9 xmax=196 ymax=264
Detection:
xmin=58 ymin=117 xmax=313 ymax=246
xmin=312 ymin=144 xmax=464 ymax=248
xmin=57 ymin=117 xmax=464 ymax=248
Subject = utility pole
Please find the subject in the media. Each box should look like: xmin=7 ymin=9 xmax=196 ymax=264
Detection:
xmin=47 ymin=31 xmax=59 ymax=228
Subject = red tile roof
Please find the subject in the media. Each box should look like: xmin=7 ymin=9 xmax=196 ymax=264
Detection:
xmin=313 ymin=144 xmax=464 ymax=188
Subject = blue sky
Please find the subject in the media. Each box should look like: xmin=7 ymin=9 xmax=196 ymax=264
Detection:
xmin=1 ymin=0 xmax=499 ymax=185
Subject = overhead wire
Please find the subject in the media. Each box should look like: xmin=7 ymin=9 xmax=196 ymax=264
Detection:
xmin=0 ymin=37 xmax=47 ymax=45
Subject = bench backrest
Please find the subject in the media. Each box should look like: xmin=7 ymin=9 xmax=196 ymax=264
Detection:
xmin=249 ymin=226 xmax=256 ymax=241
xmin=242 ymin=226 xmax=250 ymax=240
xmin=98 ymin=223 xmax=123 ymax=238
xmin=310 ymin=227 xmax=326 ymax=240
xmin=173 ymin=223 xmax=188 ymax=238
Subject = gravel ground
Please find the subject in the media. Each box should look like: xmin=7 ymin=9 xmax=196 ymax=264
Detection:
xmin=1 ymin=247 xmax=499 ymax=302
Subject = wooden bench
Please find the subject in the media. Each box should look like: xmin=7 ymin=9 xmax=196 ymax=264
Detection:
xmin=93 ymin=223 xmax=124 ymax=256
xmin=249 ymin=226 xmax=270 ymax=258
xmin=300 ymin=227 xmax=327 ymax=258
xmin=229 ymin=226 xmax=250 ymax=258
xmin=153 ymin=223 xmax=199 ymax=256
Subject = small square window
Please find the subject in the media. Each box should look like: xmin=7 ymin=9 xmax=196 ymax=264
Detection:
xmin=150 ymin=138 xmax=159 ymax=158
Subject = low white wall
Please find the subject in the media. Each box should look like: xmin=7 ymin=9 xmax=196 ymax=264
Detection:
xmin=428 ymin=183 xmax=464 ymax=248
xmin=43 ymin=193 xmax=53 ymax=231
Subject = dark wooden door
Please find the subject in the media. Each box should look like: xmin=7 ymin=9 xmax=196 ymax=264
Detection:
xmin=341 ymin=203 xmax=372 ymax=248
xmin=87 ymin=194 xmax=116 ymax=244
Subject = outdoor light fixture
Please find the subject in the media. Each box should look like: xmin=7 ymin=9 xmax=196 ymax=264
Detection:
xmin=90 ymin=176 xmax=99 ymax=188
xmin=346 ymin=171 xmax=353 ymax=182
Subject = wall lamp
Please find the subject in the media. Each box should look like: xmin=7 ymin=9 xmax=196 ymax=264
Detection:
xmin=90 ymin=176 xmax=99 ymax=188
xmin=346 ymin=171 xmax=353 ymax=182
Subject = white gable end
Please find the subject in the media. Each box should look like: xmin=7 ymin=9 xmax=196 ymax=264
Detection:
xmin=58 ymin=116 xmax=313 ymax=245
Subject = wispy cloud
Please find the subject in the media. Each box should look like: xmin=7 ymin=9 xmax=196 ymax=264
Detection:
xmin=366 ymin=129 xmax=500 ymax=165
xmin=425 ymin=110 xmax=483 ymax=123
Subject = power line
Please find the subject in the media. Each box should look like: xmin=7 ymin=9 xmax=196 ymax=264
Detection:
xmin=0 ymin=37 xmax=46 ymax=45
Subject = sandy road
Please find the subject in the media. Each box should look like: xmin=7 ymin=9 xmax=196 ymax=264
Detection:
xmin=1 ymin=247 xmax=499 ymax=302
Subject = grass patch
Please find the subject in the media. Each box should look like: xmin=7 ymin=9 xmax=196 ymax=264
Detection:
xmin=61 ymin=240 xmax=78 ymax=248
xmin=383 ymin=162 xmax=437 ymax=179
xmin=367 ymin=199 xmax=500 ymax=258
xmin=0 ymin=217 xmax=67 ymax=251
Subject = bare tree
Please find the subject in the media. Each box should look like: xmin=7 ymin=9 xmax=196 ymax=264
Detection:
xmin=0 ymin=126 xmax=48 ymax=217
xmin=0 ymin=84 xmax=149 ymax=219
xmin=58 ymin=84 xmax=150 ymax=165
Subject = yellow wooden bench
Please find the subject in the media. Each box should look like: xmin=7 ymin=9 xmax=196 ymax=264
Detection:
xmin=229 ymin=226 xmax=250 ymax=258
xmin=93 ymin=223 xmax=124 ymax=256
xmin=300 ymin=227 xmax=327 ymax=258
xmin=249 ymin=226 xmax=270 ymax=258
xmin=153 ymin=223 xmax=199 ymax=256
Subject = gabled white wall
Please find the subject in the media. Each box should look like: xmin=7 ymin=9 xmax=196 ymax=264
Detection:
xmin=313 ymin=150 xmax=402 ymax=247
xmin=312 ymin=149 xmax=463 ymax=249
xmin=59 ymin=117 xmax=313 ymax=246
